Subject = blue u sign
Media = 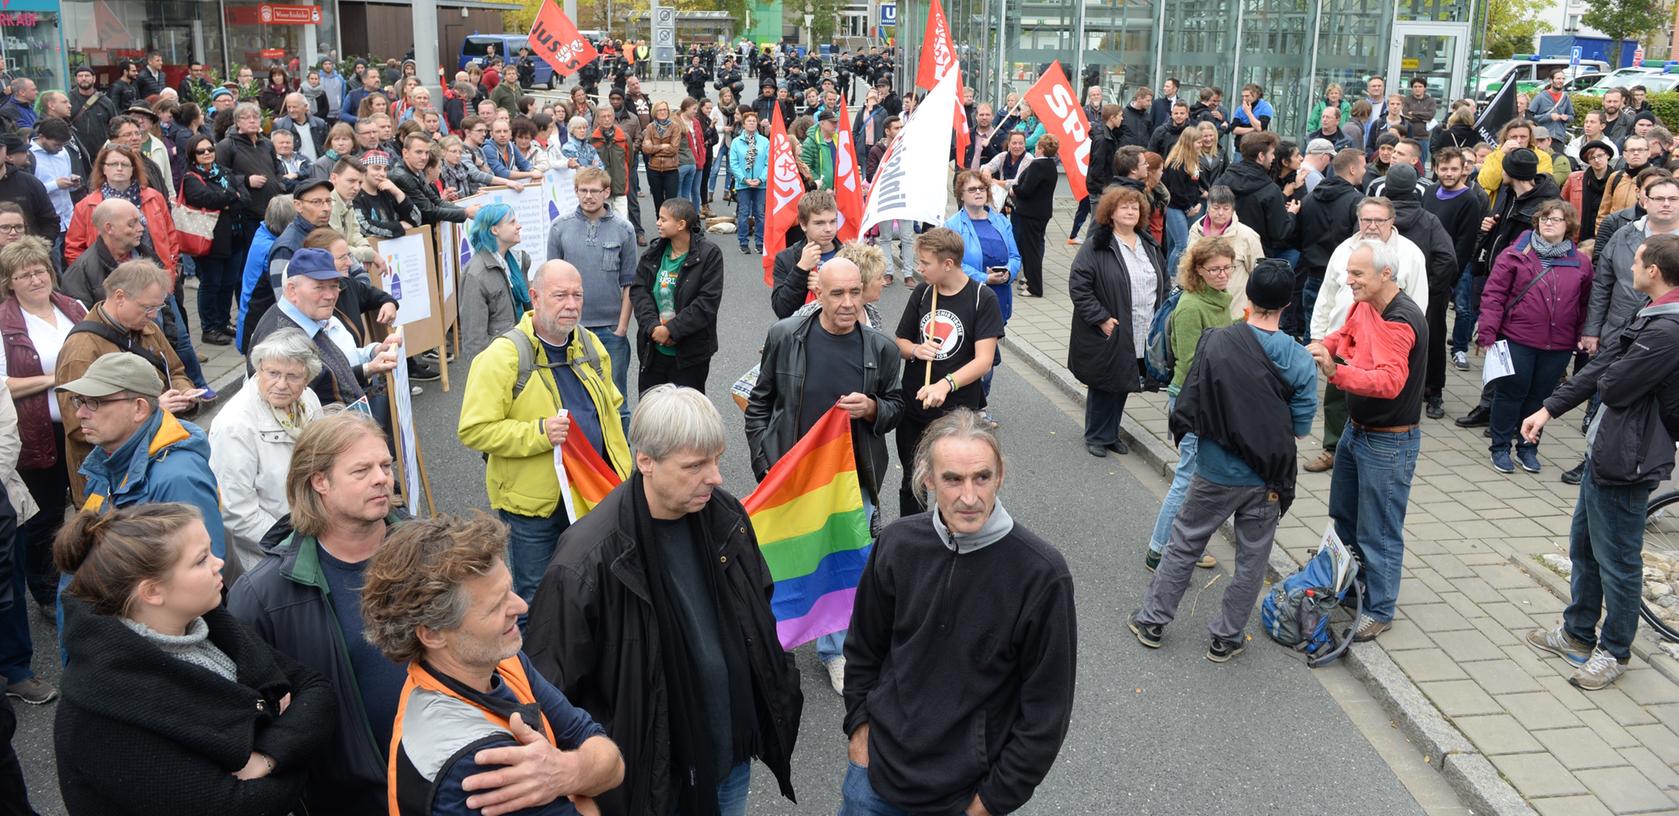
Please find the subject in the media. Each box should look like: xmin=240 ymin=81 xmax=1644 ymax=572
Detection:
xmin=881 ymin=3 xmax=897 ymax=25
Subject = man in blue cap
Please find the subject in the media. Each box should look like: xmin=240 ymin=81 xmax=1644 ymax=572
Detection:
xmin=247 ymin=245 xmax=402 ymax=407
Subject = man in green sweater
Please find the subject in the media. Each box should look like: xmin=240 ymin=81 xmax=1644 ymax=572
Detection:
xmin=800 ymin=109 xmax=839 ymax=190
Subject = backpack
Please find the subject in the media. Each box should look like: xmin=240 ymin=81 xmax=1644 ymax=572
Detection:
xmin=1261 ymin=539 xmax=1362 ymax=668
xmin=1142 ymin=288 xmax=1181 ymax=386
xmin=501 ymin=327 xmax=607 ymax=401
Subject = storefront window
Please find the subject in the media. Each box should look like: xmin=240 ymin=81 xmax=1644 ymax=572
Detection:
xmin=1232 ymin=0 xmax=1315 ymax=139
xmin=62 ymin=0 xmax=226 ymax=87
xmin=223 ymin=0 xmax=338 ymax=77
xmin=0 ymin=2 xmax=67 ymax=93
xmin=1083 ymin=0 xmax=1158 ymax=106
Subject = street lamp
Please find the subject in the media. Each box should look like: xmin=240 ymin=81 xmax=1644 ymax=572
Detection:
xmin=806 ymin=2 xmax=815 ymax=48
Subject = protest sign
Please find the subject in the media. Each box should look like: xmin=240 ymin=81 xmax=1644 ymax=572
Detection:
xmin=861 ymin=71 xmax=959 ymax=233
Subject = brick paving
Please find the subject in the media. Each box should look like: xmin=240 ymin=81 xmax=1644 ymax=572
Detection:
xmin=1001 ymin=208 xmax=1679 ymax=814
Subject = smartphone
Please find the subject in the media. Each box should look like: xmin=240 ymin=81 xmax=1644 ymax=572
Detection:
xmin=987 ymin=266 xmax=1009 ymax=277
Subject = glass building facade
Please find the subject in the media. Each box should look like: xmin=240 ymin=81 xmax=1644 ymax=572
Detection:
xmin=899 ymin=0 xmax=1484 ymax=140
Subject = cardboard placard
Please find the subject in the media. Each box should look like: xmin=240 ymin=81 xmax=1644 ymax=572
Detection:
xmin=372 ymin=226 xmax=443 ymax=356
xmin=474 ymin=183 xmax=556 ymax=265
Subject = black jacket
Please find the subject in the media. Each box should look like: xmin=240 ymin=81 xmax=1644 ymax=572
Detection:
xmin=744 ymin=311 xmax=903 ymax=498
xmin=58 ymin=596 xmax=337 ymax=816
xmin=1170 ymin=323 xmax=1301 ymax=514
xmin=1430 ymin=123 xmax=1479 ymax=154
xmin=770 ymin=239 xmax=822 ymax=319
xmin=136 ymin=67 xmax=168 ymax=99
xmin=215 ymin=132 xmax=282 ymax=222
xmin=1067 ymin=227 xmax=1170 ymax=393
xmin=1297 ymin=174 xmax=1364 ymax=274
xmin=181 ymin=165 xmax=249 ymax=259
xmin=389 ymin=159 xmax=468 ymax=225
xmin=228 ymin=519 xmax=394 ymax=816
xmin=1086 ymin=131 xmax=1119 ymax=196
xmin=1117 ymin=104 xmax=1153 ymax=149
xmin=68 ymin=90 xmax=118 ymax=156
xmin=1147 ymin=121 xmax=1189 ymax=157
xmin=1010 ymin=154 xmax=1059 ymax=221
xmin=1222 ymin=159 xmax=1293 ymax=257
xmin=0 ymin=165 xmax=58 ymax=241
xmin=1390 ymin=196 xmax=1459 ymax=297
xmin=1544 ymin=302 xmax=1679 ymax=487
xmin=1422 ymin=185 xmax=1489 ymax=285
xmin=525 ymin=481 xmax=803 ymax=816
xmin=631 ymin=234 xmax=725 ymax=365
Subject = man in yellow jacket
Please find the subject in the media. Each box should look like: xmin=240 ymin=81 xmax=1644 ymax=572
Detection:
xmin=458 ymin=259 xmax=633 ymax=602
xmin=1477 ymin=118 xmax=1553 ymax=199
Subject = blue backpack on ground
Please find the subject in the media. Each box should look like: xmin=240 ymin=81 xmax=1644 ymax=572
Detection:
xmin=1142 ymin=289 xmax=1183 ymax=385
xmin=1262 ymin=543 xmax=1362 ymax=668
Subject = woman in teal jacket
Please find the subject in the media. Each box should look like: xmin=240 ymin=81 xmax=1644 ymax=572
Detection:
xmin=946 ymin=168 xmax=1022 ymax=404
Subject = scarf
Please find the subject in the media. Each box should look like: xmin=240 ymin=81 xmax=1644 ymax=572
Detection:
xmin=194 ymin=161 xmax=231 ymax=190
xmin=1530 ymin=233 xmax=1574 ymax=260
xmin=270 ymin=399 xmax=309 ymax=440
xmin=101 ymin=183 xmax=148 ymax=233
xmin=503 ymin=249 xmax=531 ymax=317
xmin=743 ymin=134 xmax=759 ymax=179
xmin=630 ymin=474 xmax=756 ymax=816
xmin=121 ymin=616 xmax=237 ymax=681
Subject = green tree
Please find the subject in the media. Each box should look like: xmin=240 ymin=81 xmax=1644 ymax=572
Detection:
xmin=1582 ymin=0 xmax=1669 ymax=48
xmin=1485 ymin=0 xmax=1549 ymax=58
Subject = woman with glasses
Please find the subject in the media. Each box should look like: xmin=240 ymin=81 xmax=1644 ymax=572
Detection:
xmin=182 ymin=134 xmax=250 ymax=347
xmin=207 ymin=329 xmax=322 ymax=570
xmin=1068 ymin=186 xmax=1170 ymax=458
xmin=1143 ymin=236 xmax=1238 ymax=572
xmin=1476 ymin=199 xmax=1592 ymax=475
xmin=0 ymin=236 xmax=86 ymax=677
xmin=63 ymin=143 xmax=180 ymax=278
xmin=459 ymin=203 xmax=532 ymax=361
xmin=945 ymin=168 xmax=1022 ymax=414
xmin=640 ymin=100 xmax=683 ymax=210
xmin=0 ymin=203 xmax=26 ymax=250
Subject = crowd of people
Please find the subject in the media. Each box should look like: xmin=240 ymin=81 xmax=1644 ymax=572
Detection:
xmin=0 ymin=35 xmax=1674 ymax=816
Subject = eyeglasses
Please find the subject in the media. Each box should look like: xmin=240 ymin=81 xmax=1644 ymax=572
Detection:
xmin=576 ymin=188 xmax=606 ymax=195
xmin=0 ymin=224 xmax=25 ymax=234
xmin=1536 ymin=216 xmax=1568 ymax=225
xmin=963 ymin=186 xmax=987 ymax=194
xmin=298 ymin=196 xmax=332 ymax=207
xmin=1648 ymin=195 xmax=1679 ymax=204
xmin=195 ymin=147 xmax=216 ymax=155
xmin=104 ymin=161 xmax=133 ymax=169
xmin=69 ymin=394 xmax=131 ymax=412
xmin=258 ymin=367 xmax=308 ymax=386
xmin=1359 ymin=216 xmax=1393 ymax=224
xmin=10 ymin=266 xmax=50 ymax=282
xmin=1199 ymin=264 xmax=1235 ymax=276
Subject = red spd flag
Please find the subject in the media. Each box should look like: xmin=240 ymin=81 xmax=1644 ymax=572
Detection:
xmin=762 ymin=105 xmax=803 ymax=287
xmin=915 ymin=0 xmax=956 ymax=91
xmin=527 ymin=0 xmax=599 ymax=79
xmin=833 ymin=99 xmax=865 ymax=242
xmin=1023 ymin=60 xmax=1093 ymax=200
xmin=951 ymin=64 xmax=970 ymax=170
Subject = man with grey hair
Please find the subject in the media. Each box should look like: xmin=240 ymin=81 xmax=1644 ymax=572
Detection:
xmin=843 ymin=407 xmax=1076 ymax=816
xmin=458 ymin=259 xmax=631 ymax=603
xmin=61 ymin=198 xmax=149 ymax=306
xmin=1307 ymin=238 xmax=1428 ymax=643
xmin=527 ymin=384 xmax=803 ymax=816
xmin=272 ymin=91 xmax=327 ymax=162
xmin=1304 ymin=196 xmax=1427 ymax=473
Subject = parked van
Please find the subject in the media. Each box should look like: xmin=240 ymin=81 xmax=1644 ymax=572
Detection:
xmin=459 ymin=33 xmax=558 ymax=88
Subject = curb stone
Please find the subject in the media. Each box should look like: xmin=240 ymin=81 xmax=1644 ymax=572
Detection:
xmin=1001 ymin=334 xmax=1542 ymax=816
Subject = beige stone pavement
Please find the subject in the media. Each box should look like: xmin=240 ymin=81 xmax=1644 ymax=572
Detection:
xmin=1000 ymin=210 xmax=1679 ymax=815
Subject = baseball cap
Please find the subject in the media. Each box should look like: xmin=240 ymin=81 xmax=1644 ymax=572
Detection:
xmin=816 ymin=109 xmax=836 ymax=122
xmin=286 ymin=248 xmax=344 ymax=281
xmin=56 ymin=353 xmax=165 ymax=399
xmin=1306 ymin=138 xmax=1336 ymax=156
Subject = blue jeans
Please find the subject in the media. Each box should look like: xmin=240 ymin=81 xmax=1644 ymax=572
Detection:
xmin=1149 ymin=430 xmax=1199 ymax=554
xmin=1068 ymin=195 xmax=1092 ymax=239
xmin=837 ymin=761 xmax=914 ymax=816
xmin=498 ymin=508 xmax=570 ymax=605
xmin=1489 ymin=342 xmax=1571 ymax=453
xmin=735 ymin=186 xmax=765 ymax=248
xmin=1328 ymin=424 xmax=1421 ymax=622
xmin=160 ymin=294 xmax=210 ymax=390
xmin=679 ymin=761 xmax=751 ymax=816
xmin=1163 ymin=207 xmax=1190 ymax=282
xmin=677 ymin=163 xmax=699 ymax=203
xmin=194 ymin=254 xmax=239 ymax=333
xmin=705 ymin=147 xmax=726 ymax=200
xmin=1563 ymin=461 xmax=1653 ymax=661
xmin=1451 ymin=268 xmax=1478 ymax=354
xmin=587 ymin=325 xmax=633 ymax=419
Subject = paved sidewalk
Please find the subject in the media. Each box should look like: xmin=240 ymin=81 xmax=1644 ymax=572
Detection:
xmin=1001 ymin=209 xmax=1679 ymax=816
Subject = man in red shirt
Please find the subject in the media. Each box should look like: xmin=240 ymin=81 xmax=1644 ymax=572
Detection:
xmin=1308 ymin=238 xmax=1427 ymax=644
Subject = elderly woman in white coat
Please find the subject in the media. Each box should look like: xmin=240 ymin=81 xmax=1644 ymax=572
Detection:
xmin=208 ymin=329 xmax=323 ymax=570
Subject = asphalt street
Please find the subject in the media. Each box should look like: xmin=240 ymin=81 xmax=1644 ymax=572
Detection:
xmin=8 ymin=227 xmax=1451 ymax=815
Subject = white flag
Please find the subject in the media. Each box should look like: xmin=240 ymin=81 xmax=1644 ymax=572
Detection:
xmin=860 ymin=70 xmax=961 ymax=234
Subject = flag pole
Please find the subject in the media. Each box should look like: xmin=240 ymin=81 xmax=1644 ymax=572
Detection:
xmin=924 ymin=287 xmax=939 ymax=388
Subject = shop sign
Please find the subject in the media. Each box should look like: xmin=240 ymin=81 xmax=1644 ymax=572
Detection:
xmin=0 ymin=13 xmax=41 ymax=27
xmin=259 ymin=48 xmax=287 ymax=59
xmin=226 ymin=4 xmax=322 ymax=25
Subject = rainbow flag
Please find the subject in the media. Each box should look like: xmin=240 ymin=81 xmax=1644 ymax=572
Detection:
xmin=553 ymin=415 xmax=622 ymax=523
xmin=744 ymin=406 xmax=873 ymax=650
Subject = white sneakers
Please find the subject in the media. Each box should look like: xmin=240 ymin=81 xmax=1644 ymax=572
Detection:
xmin=826 ymin=657 xmax=846 ymax=695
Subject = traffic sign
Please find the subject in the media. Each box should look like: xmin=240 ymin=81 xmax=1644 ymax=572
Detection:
xmin=1571 ymin=45 xmax=1582 ymax=66
xmin=880 ymin=3 xmax=897 ymax=26
xmin=651 ymin=4 xmax=675 ymax=62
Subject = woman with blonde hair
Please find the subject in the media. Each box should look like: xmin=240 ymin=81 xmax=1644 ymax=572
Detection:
xmin=1162 ymin=127 xmax=1207 ymax=278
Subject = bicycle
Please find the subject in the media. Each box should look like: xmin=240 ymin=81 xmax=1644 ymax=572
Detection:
xmin=1641 ymin=489 xmax=1679 ymax=643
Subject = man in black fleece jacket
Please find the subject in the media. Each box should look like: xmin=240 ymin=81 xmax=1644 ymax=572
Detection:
xmin=1223 ymin=132 xmax=1296 ymax=258
xmin=843 ymin=409 xmax=1076 ymax=816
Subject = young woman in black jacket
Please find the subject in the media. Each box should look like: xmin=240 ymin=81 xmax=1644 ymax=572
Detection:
xmin=631 ymin=197 xmax=725 ymax=394
xmin=1010 ymin=135 xmax=1061 ymax=297
xmin=54 ymin=504 xmax=336 ymax=816
xmin=181 ymin=133 xmax=250 ymax=346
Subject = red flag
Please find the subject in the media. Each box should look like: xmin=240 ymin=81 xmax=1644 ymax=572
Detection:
xmin=1022 ymin=60 xmax=1093 ymax=200
xmin=833 ymin=99 xmax=865 ymax=243
xmin=915 ymin=0 xmax=957 ymax=91
xmin=556 ymin=429 xmax=622 ymax=522
xmin=527 ymin=0 xmax=599 ymax=79
xmin=762 ymin=105 xmax=803 ymax=287
xmin=952 ymin=64 xmax=970 ymax=170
